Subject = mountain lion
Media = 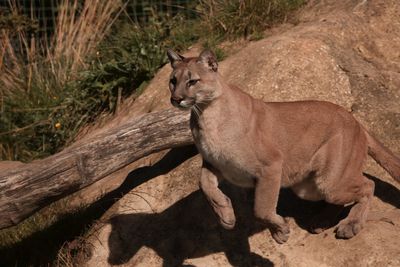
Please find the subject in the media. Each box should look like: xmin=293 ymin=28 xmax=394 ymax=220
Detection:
xmin=167 ymin=49 xmax=400 ymax=244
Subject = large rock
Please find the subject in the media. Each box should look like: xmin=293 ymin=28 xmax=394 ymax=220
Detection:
xmin=82 ymin=0 xmax=400 ymax=266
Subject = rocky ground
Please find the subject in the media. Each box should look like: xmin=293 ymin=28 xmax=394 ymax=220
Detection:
xmin=72 ymin=0 xmax=400 ymax=266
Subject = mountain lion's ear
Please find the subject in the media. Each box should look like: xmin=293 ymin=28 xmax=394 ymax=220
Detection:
xmin=197 ymin=49 xmax=218 ymax=72
xmin=167 ymin=49 xmax=184 ymax=68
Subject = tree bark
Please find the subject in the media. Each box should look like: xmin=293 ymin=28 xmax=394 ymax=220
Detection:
xmin=0 ymin=109 xmax=193 ymax=229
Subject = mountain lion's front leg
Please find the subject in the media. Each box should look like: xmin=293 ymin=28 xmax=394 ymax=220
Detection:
xmin=200 ymin=161 xmax=236 ymax=229
xmin=254 ymin=160 xmax=290 ymax=244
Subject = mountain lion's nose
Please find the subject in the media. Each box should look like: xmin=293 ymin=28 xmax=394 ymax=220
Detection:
xmin=171 ymin=96 xmax=183 ymax=104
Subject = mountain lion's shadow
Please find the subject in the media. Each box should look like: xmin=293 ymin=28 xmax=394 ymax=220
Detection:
xmin=108 ymin=186 xmax=273 ymax=267
xmin=105 ymin=147 xmax=400 ymax=266
xmin=365 ymin=173 xmax=400 ymax=209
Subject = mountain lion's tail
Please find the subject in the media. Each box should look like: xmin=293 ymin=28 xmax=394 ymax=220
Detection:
xmin=366 ymin=130 xmax=400 ymax=182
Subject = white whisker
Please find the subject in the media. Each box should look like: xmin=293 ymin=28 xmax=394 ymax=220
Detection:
xmin=192 ymin=104 xmax=203 ymax=119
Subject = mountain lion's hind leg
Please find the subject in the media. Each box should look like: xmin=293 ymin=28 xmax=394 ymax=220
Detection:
xmin=200 ymin=161 xmax=236 ymax=229
xmin=254 ymin=160 xmax=290 ymax=244
xmin=335 ymin=177 xmax=374 ymax=239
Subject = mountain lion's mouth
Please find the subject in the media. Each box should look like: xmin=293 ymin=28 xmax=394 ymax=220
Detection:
xmin=177 ymin=105 xmax=191 ymax=110
xmin=177 ymin=100 xmax=195 ymax=110
xmin=171 ymin=99 xmax=190 ymax=109
xmin=179 ymin=100 xmax=193 ymax=108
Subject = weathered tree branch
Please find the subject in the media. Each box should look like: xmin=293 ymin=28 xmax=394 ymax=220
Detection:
xmin=0 ymin=109 xmax=193 ymax=229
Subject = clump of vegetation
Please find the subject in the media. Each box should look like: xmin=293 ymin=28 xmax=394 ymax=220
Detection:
xmin=198 ymin=0 xmax=305 ymax=39
xmin=0 ymin=1 xmax=202 ymax=163
xmin=0 ymin=0 xmax=125 ymax=162
xmin=72 ymin=12 xmax=199 ymax=119
xmin=0 ymin=6 xmax=38 ymax=33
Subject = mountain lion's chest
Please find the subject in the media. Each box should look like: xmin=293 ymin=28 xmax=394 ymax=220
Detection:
xmin=191 ymin=119 xmax=256 ymax=188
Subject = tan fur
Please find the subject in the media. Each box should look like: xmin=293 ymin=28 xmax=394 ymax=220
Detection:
xmin=167 ymin=49 xmax=400 ymax=243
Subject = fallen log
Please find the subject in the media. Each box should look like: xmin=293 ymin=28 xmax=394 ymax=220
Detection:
xmin=0 ymin=109 xmax=193 ymax=229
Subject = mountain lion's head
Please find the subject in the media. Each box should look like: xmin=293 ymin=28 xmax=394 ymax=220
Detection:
xmin=167 ymin=49 xmax=220 ymax=110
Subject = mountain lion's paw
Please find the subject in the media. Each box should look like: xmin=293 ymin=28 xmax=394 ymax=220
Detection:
xmin=219 ymin=207 xmax=236 ymax=230
xmin=335 ymin=220 xmax=363 ymax=239
xmin=271 ymin=223 xmax=290 ymax=244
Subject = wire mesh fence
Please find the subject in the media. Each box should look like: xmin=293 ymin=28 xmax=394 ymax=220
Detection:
xmin=125 ymin=0 xmax=198 ymax=23
xmin=0 ymin=0 xmax=197 ymax=36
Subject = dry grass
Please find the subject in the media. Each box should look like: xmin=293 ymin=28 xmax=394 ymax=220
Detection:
xmin=1 ymin=0 xmax=124 ymax=93
xmin=52 ymin=0 xmax=125 ymax=82
xmin=0 ymin=0 xmax=124 ymax=161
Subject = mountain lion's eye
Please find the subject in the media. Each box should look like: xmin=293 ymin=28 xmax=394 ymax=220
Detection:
xmin=188 ymin=79 xmax=199 ymax=87
xmin=170 ymin=77 xmax=177 ymax=86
